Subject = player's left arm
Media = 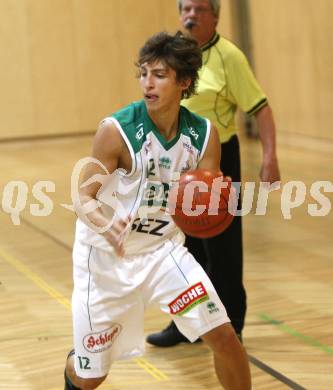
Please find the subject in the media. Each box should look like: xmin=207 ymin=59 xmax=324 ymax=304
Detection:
xmin=255 ymin=104 xmax=281 ymax=183
xmin=197 ymin=124 xmax=221 ymax=172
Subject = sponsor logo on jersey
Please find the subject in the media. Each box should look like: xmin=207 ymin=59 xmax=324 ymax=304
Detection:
xmin=180 ymin=159 xmax=192 ymax=174
xmin=168 ymin=282 xmax=209 ymax=316
xmin=136 ymin=127 xmax=144 ymax=140
xmin=159 ymin=156 xmax=171 ymax=169
xmin=141 ymin=181 xmax=170 ymax=209
xmin=131 ymin=217 xmax=169 ymax=236
xmin=183 ymin=142 xmax=194 ymax=155
xmin=207 ymin=301 xmax=220 ymax=314
xmin=189 ymin=127 xmax=199 ymax=140
xmin=83 ymin=324 xmax=122 ymax=353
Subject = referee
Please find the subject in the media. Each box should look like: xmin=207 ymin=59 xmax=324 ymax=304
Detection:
xmin=147 ymin=0 xmax=280 ymax=346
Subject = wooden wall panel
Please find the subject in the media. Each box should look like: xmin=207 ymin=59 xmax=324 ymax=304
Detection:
xmin=26 ymin=0 xmax=79 ymax=135
xmin=0 ymin=0 xmax=185 ymax=139
xmin=249 ymin=0 xmax=333 ymax=141
xmin=0 ymin=1 xmax=35 ymax=137
xmin=8 ymin=0 xmax=331 ymax=141
xmin=217 ymin=0 xmax=233 ymax=39
xmin=70 ymin=0 xmax=124 ymax=129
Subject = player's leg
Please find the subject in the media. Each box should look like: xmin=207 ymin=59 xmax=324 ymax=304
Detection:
xmin=64 ymin=243 xmax=110 ymax=389
xmin=146 ymin=236 xmax=207 ymax=346
xmin=146 ymin=240 xmax=251 ymax=387
xmin=204 ymin=215 xmax=245 ymax=335
xmin=64 ymin=243 xmax=145 ymax=389
xmin=64 ymin=350 xmax=106 ymax=390
xmin=201 ymin=323 xmax=251 ymax=390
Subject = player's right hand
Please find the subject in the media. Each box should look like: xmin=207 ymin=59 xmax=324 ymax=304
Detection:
xmin=101 ymin=216 xmax=131 ymax=257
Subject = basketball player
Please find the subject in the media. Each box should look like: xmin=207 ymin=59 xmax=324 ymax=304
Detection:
xmin=64 ymin=31 xmax=251 ymax=390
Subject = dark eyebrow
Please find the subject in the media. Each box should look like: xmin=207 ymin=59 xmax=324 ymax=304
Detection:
xmin=140 ymin=64 xmax=169 ymax=73
xmin=152 ymin=68 xmax=168 ymax=73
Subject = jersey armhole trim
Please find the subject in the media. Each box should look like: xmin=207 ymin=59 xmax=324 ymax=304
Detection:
xmin=107 ymin=117 xmax=136 ymax=177
xmin=199 ymin=119 xmax=211 ymax=161
xmin=247 ymin=98 xmax=268 ymax=116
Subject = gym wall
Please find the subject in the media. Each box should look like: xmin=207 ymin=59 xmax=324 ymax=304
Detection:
xmin=0 ymin=0 xmax=232 ymax=139
xmin=0 ymin=0 xmax=330 ymax=145
xmin=249 ymin=0 xmax=332 ymax=143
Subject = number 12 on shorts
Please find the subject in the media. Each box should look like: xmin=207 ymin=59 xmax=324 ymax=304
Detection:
xmin=78 ymin=356 xmax=91 ymax=370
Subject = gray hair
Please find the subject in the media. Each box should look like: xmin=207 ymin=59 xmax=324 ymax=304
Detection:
xmin=177 ymin=0 xmax=220 ymax=18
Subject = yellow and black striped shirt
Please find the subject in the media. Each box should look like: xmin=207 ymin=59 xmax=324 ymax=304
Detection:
xmin=181 ymin=34 xmax=267 ymax=144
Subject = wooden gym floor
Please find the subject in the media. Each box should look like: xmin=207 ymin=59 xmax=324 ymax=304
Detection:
xmin=0 ymin=133 xmax=332 ymax=389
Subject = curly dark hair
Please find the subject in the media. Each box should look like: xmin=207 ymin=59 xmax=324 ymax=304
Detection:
xmin=136 ymin=31 xmax=202 ymax=99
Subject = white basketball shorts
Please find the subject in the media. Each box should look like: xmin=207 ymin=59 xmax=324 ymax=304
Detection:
xmin=72 ymin=233 xmax=230 ymax=378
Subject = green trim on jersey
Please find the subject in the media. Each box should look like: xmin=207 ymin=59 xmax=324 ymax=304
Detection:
xmin=110 ymin=101 xmax=147 ymax=154
xmin=181 ymin=34 xmax=267 ymax=144
xmin=111 ymin=100 xmax=208 ymax=153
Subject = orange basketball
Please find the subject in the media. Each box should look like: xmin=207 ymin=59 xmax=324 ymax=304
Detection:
xmin=168 ymin=169 xmax=236 ymax=238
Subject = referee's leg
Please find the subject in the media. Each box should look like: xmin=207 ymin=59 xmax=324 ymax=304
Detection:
xmin=209 ymin=135 xmax=246 ymax=334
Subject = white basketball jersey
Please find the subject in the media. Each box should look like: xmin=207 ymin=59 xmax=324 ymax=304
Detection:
xmin=76 ymin=100 xmax=211 ymax=255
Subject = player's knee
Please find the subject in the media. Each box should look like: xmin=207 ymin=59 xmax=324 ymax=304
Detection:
xmin=203 ymin=323 xmax=239 ymax=353
xmin=216 ymin=326 xmax=240 ymax=354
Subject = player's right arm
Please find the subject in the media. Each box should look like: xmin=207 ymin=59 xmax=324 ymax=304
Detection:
xmin=199 ymin=124 xmax=233 ymax=185
xmin=76 ymin=120 xmax=131 ymax=256
xmin=197 ymin=124 xmax=221 ymax=172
